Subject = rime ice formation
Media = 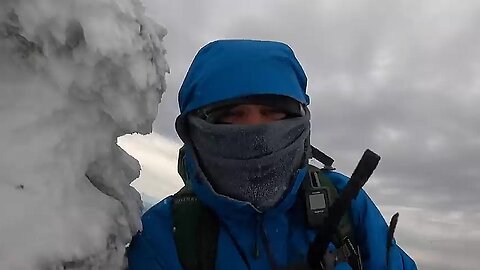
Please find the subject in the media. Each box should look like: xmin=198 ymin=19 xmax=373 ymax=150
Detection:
xmin=0 ymin=0 xmax=168 ymax=269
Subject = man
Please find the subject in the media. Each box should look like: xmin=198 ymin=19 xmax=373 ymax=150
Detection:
xmin=127 ymin=39 xmax=417 ymax=270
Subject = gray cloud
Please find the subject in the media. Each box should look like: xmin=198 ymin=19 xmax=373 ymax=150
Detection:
xmin=143 ymin=0 xmax=480 ymax=268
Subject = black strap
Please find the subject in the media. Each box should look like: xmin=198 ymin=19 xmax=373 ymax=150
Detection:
xmin=310 ymin=145 xmax=335 ymax=169
xmin=199 ymin=207 xmax=219 ymax=270
xmin=308 ymin=149 xmax=380 ymax=270
xmin=302 ymin=166 xmax=361 ymax=270
xmin=387 ymin=213 xmax=399 ymax=252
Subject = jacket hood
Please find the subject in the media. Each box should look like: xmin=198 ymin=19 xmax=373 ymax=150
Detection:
xmin=174 ymin=40 xmax=311 ymax=216
xmin=176 ymin=39 xmax=310 ymax=142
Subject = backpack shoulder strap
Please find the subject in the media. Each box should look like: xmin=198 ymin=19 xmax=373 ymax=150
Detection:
xmin=308 ymin=165 xmax=362 ymax=270
xmin=172 ymin=186 xmax=219 ymax=270
xmin=308 ymin=166 xmax=356 ymax=246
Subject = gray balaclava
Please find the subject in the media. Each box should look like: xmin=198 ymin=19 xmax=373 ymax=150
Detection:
xmin=187 ymin=101 xmax=311 ymax=211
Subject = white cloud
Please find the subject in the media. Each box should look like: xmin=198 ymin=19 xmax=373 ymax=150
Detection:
xmin=119 ymin=133 xmax=183 ymax=200
xmin=379 ymin=205 xmax=480 ymax=270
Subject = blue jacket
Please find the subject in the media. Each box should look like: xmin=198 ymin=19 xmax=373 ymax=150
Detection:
xmin=127 ymin=40 xmax=417 ymax=269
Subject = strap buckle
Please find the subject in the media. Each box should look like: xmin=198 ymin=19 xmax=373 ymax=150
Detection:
xmin=328 ymin=238 xmax=362 ymax=270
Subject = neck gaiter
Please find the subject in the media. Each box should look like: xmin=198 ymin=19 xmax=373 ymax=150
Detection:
xmin=187 ymin=112 xmax=310 ymax=211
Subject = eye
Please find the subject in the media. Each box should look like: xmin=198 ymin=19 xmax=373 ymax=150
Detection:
xmin=202 ymin=105 xmax=238 ymax=123
xmin=261 ymin=107 xmax=287 ymax=120
xmin=225 ymin=108 xmax=245 ymax=117
xmin=216 ymin=107 xmax=246 ymax=124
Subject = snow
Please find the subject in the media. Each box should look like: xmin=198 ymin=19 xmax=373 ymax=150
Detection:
xmin=0 ymin=0 xmax=168 ymax=269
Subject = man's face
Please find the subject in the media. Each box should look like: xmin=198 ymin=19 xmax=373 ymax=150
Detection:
xmin=216 ymin=104 xmax=288 ymax=125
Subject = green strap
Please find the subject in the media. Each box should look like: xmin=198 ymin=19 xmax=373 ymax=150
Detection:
xmin=308 ymin=165 xmax=357 ymax=248
xmin=174 ymin=147 xmax=220 ymax=270
xmin=310 ymin=166 xmax=361 ymax=269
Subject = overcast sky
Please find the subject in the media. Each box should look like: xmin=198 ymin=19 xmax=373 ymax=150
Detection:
xmin=120 ymin=1 xmax=480 ymax=269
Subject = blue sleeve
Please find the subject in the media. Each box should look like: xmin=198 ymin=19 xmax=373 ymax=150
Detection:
xmin=326 ymin=172 xmax=417 ymax=270
xmin=127 ymin=197 xmax=183 ymax=270
xmin=387 ymin=241 xmax=417 ymax=270
xmin=352 ymin=189 xmax=417 ymax=270
xmin=127 ymin=232 xmax=164 ymax=270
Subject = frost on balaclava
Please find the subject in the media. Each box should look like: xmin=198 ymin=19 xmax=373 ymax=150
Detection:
xmin=187 ymin=110 xmax=310 ymax=211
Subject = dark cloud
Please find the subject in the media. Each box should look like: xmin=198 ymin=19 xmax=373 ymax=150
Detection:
xmin=143 ymin=0 xmax=480 ymax=268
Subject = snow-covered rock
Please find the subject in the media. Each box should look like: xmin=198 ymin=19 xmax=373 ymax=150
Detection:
xmin=0 ymin=0 xmax=168 ymax=269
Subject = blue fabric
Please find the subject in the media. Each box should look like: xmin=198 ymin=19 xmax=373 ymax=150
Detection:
xmin=128 ymin=39 xmax=417 ymax=269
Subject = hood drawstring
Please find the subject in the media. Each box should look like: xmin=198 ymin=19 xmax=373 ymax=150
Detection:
xmin=257 ymin=214 xmax=282 ymax=270
xmin=219 ymin=219 xmax=252 ymax=270
xmin=254 ymin=215 xmax=262 ymax=259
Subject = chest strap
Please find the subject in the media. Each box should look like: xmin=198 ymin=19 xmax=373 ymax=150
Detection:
xmin=172 ymin=187 xmax=219 ymax=270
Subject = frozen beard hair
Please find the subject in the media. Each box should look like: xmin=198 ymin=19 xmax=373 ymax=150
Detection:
xmin=187 ymin=110 xmax=310 ymax=211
